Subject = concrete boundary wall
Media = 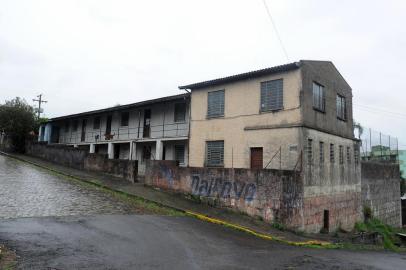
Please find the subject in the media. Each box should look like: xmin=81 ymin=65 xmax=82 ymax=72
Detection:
xmin=25 ymin=141 xmax=137 ymax=182
xmin=361 ymin=162 xmax=401 ymax=227
xmin=145 ymin=160 xmax=304 ymax=230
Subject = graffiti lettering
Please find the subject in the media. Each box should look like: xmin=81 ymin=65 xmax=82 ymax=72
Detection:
xmin=191 ymin=174 xmax=256 ymax=201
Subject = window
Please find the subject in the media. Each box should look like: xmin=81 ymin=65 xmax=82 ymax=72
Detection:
xmin=93 ymin=116 xmax=101 ymax=129
xmin=121 ymin=112 xmax=129 ymax=126
xmin=174 ymin=145 xmax=185 ymax=164
xmin=354 ymin=145 xmax=359 ymax=165
xmin=260 ymin=79 xmax=283 ymax=112
xmin=174 ymin=103 xmax=186 ymax=122
xmin=336 ymin=94 xmax=346 ymax=120
xmin=313 ymin=82 xmax=325 ymax=112
xmin=72 ymin=120 xmax=78 ymax=132
xmin=64 ymin=121 xmax=70 ymax=133
xmin=319 ymin=141 xmax=324 ymax=164
xmin=330 ymin=144 xmax=335 ymax=163
xmin=206 ymin=141 xmax=224 ymax=167
xmin=307 ymin=139 xmax=313 ymax=165
xmin=347 ymin=146 xmax=351 ymax=164
xmin=207 ymin=90 xmax=224 ymax=118
xmin=339 ymin=145 xmax=344 ymax=165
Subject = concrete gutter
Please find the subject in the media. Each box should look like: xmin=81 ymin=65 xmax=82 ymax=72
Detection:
xmin=0 ymin=151 xmax=334 ymax=248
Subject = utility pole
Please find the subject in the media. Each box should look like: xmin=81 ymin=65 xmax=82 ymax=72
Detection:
xmin=33 ymin=94 xmax=47 ymax=119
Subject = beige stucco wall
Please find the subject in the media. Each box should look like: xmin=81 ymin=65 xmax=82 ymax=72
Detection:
xmin=189 ymin=69 xmax=303 ymax=168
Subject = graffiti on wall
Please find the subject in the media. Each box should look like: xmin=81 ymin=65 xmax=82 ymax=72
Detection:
xmin=191 ymin=174 xmax=256 ymax=202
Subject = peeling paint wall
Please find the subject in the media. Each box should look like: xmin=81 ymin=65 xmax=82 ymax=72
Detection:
xmin=302 ymin=128 xmax=362 ymax=233
xmin=145 ymin=160 xmax=305 ymax=230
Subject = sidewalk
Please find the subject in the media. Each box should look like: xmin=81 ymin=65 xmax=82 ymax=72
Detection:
xmin=2 ymin=152 xmax=325 ymax=244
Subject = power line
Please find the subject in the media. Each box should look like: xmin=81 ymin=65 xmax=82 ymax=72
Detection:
xmin=354 ymin=103 xmax=406 ymax=118
xmin=261 ymin=0 xmax=289 ymax=61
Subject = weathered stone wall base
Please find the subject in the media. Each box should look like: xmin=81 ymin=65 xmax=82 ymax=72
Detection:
xmin=361 ymin=162 xmax=401 ymax=227
xmin=303 ymin=191 xmax=361 ymax=233
xmin=25 ymin=141 xmax=137 ymax=182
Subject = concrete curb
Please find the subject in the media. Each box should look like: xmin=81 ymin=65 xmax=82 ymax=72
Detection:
xmin=0 ymin=151 xmax=335 ymax=248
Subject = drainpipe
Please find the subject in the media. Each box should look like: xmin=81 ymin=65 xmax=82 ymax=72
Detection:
xmin=180 ymin=89 xmax=191 ymax=167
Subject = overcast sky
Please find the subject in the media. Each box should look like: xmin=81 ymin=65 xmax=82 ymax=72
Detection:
xmin=1 ymin=0 xmax=405 ymax=147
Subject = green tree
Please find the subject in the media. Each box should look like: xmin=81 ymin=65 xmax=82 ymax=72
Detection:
xmin=0 ymin=97 xmax=38 ymax=152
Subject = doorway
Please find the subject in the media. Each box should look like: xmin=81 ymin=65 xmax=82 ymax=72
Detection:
xmin=81 ymin=119 xmax=87 ymax=142
xmin=143 ymin=109 xmax=151 ymax=138
xmin=105 ymin=115 xmax=112 ymax=135
xmin=250 ymin=147 xmax=263 ymax=169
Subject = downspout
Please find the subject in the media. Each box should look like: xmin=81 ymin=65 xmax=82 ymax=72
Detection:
xmin=180 ymin=89 xmax=191 ymax=167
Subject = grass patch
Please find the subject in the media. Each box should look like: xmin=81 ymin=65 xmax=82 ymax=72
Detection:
xmin=0 ymin=245 xmax=16 ymax=270
xmin=354 ymin=218 xmax=406 ymax=251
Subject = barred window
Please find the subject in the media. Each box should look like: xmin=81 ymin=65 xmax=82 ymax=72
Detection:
xmin=307 ymin=139 xmax=313 ymax=165
xmin=336 ymin=94 xmax=346 ymax=120
xmin=260 ymin=79 xmax=283 ymax=112
xmin=174 ymin=145 xmax=185 ymax=165
xmin=206 ymin=141 xmax=224 ymax=167
xmin=121 ymin=112 xmax=129 ymax=126
xmin=207 ymin=90 xmax=225 ymax=118
xmin=330 ymin=144 xmax=335 ymax=163
xmin=93 ymin=116 xmax=101 ymax=129
xmin=354 ymin=145 xmax=359 ymax=165
xmin=339 ymin=145 xmax=344 ymax=165
xmin=313 ymin=82 xmax=325 ymax=112
xmin=174 ymin=103 xmax=186 ymax=122
xmin=347 ymin=146 xmax=351 ymax=164
xmin=319 ymin=141 xmax=324 ymax=164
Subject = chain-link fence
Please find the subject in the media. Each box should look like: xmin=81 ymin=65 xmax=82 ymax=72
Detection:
xmin=355 ymin=127 xmax=399 ymax=163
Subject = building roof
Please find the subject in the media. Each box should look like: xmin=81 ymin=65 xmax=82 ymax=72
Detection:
xmin=178 ymin=62 xmax=301 ymax=90
xmin=49 ymin=93 xmax=189 ymax=122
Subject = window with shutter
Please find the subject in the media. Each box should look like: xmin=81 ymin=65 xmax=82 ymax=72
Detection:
xmin=313 ymin=82 xmax=325 ymax=112
xmin=260 ymin=79 xmax=283 ymax=112
xmin=307 ymin=139 xmax=313 ymax=165
xmin=330 ymin=144 xmax=335 ymax=163
xmin=206 ymin=141 xmax=224 ymax=167
xmin=207 ymin=90 xmax=224 ymax=118
xmin=174 ymin=145 xmax=185 ymax=164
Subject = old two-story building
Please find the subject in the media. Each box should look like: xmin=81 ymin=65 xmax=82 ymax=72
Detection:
xmin=39 ymin=60 xmax=362 ymax=232
xmin=179 ymin=60 xmax=361 ymax=232
xmin=39 ymin=94 xmax=190 ymax=175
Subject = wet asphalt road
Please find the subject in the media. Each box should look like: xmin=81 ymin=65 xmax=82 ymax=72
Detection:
xmin=1 ymin=215 xmax=406 ymax=270
xmin=1 ymin=154 xmax=406 ymax=269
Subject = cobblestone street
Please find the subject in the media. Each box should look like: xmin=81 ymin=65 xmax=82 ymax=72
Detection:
xmin=1 ymin=154 xmax=406 ymax=269
xmin=0 ymin=155 xmax=137 ymax=218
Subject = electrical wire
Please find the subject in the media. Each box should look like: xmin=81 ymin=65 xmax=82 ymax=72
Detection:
xmin=261 ymin=0 xmax=289 ymax=61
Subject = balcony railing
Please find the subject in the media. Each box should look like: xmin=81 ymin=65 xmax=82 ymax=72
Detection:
xmin=58 ymin=122 xmax=188 ymax=144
